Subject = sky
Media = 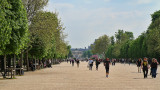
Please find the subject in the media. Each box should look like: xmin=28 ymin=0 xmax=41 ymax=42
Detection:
xmin=45 ymin=0 xmax=160 ymax=48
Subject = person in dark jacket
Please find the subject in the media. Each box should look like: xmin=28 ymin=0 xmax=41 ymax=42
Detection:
xmin=104 ymin=58 xmax=110 ymax=78
xmin=95 ymin=59 xmax=100 ymax=70
xmin=151 ymin=58 xmax=159 ymax=78
xmin=136 ymin=58 xmax=142 ymax=73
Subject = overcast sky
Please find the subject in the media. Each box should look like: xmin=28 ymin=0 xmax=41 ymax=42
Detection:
xmin=45 ymin=0 xmax=160 ymax=48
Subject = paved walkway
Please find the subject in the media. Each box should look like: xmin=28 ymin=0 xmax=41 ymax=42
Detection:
xmin=0 ymin=62 xmax=160 ymax=90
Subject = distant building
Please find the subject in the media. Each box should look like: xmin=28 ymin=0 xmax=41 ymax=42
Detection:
xmin=71 ymin=48 xmax=89 ymax=59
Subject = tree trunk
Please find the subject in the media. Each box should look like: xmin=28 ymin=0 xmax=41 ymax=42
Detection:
xmin=3 ymin=55 xmax=6 ymax=78
xmin=13 ymin=54 xmax=16 ymax=77
xmin=20 ymin=51 xmax=23 ymax=68
xmin=35 ymin=57 xmax=36 ymax=70
xmin=26 ymin=50 xmax=29 ymax=71
xmin=20 ymin=50 xmax=23 ymax=75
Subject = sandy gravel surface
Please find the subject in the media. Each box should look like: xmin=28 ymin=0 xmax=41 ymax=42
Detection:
xmin=0 ymin=62 xmax=160 ymax=90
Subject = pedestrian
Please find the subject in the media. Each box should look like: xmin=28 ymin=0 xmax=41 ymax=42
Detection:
xmin=141 ymin=57 xmax=149 ymax=78
xmin=76 ymin=59 xmax=80 ymax=68
xmin=128 ymin=59 xmax=131 ymax=66
xmin=70 ymin=59 xmax=71 ymax=64
xmin=112 ymin=59 xmax=114 ymax=66
xmin=67 ymin=59 xmax=69 ymax=63
xmin=49 ymin=59 xmax=52 ymax=68
xmin=88 ymin=59 xmax=93 ymax=70
xmin=72 ymin=59 xmax=74 ymax=66
xmin=114 ymin=59 xmax=116 ymax=66
xmin=96 ymin=59 xmax=100 ymax=70
xmin=104 ymin=58 xmax=110 ymax=78
xmin=151 ymin=58 xmax=159 ymax=78
xmin=136 ymin=58 xmax=142 ymax=73
xmin=150 ymin=58 xmax=154 ymax=75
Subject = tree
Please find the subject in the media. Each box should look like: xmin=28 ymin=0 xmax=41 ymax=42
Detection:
xmin=110 ymin=36 xmax=115 ymax=45
xmin=22 ymin=0 xmax=48 ymax=23
xmin=147 ymin=14 xmax=160 ymax=58
xmin=29 ymin=11 xmax=58 ymax=59
xmin=0 ymin=0 xmax=29 ymax=78
xmin=91 ymin=35 xmax=110 ymax=58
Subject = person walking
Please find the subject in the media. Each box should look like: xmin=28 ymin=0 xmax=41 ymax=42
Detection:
xmin=112 ymin=59 xmax=114 ymax=66
xmin=72 ymin=59 xmax=74 ymax=66
xmin=88 ymin=59 xmax=93 ymax=70
xmin=136 ymin=58 xmax=142 ymax=73
xmin=95 ymin=59 xmax=100 ymax=70
xmin=76 ymin=59 xmax=80 ymax=68
xmin=70 ymin=59 xmax=71 ymax=64
xmin=104 ymin=58 xmax=110 ymax=78
xmin=151 ymin=58 xmax=159 ymax=78
xmin=150 ymin=58 xmax=154 ymax=75
xmin=141 ymin=57 xmax=149 ymax=78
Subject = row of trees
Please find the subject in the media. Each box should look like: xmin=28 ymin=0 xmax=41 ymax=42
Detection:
xmin=91 ymin=10 xmax=160 ymax=61
xmin=82 ymin=50 xmax=93 ymax=58
xmin=0 ymin=0 xmax=71 ymax=78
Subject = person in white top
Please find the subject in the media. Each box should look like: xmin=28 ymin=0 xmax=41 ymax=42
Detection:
xmin=88 ymin=59 xmax=94 ymax=70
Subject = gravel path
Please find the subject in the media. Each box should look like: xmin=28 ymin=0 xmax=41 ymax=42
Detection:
xmin=0 ymin=62 xmax=160 ymax=90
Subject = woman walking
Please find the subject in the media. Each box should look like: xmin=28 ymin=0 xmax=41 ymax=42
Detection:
xmin=151 ymin=58 xmax=159 ymax=78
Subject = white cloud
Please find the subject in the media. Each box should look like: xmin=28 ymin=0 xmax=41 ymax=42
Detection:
xmin=44 ymin=2 xmax=74 ymax=11
xmin=137 ymin=0 xmax=152 ymax=4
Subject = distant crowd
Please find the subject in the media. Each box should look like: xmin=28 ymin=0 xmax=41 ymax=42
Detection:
xmin=66 ymin=57 xmax=159 ymax=79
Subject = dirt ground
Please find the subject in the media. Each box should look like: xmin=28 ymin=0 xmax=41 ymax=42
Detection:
xmin=0 ymin=62 xmax=160 ymax=90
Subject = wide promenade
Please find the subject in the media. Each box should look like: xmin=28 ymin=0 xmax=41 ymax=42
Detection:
xmin=0 ymin=62 xmax=160 ymax=90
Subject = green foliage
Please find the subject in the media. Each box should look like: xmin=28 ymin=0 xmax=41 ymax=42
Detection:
xmin=22 ymin=0 xmax=48 ymax=23
xmin=0 ymin=0 xmax=29 ymax=55
xmin=29 ymin=11 xmax=69 ymax=59
xmin=104 ymin=10 xmax=160 ymax=60
xmin=82 ymin=50 xmax=93 ymax=58
xmin=91 ymin=35 xmax=110 ymax=55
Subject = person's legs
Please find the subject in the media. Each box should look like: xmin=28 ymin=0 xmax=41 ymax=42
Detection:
xmin=89 ymin=64 xmax=92 ymax=70
xmin=152 ymin=68 xmax=156 ymax=78
xmin=106 ymin=68 xmax=109 ymax=78
xmin=77 ymin=63 xmax=79 ymax=67
xmin=151 ymin=68 xmax=154 ymax=78
xmin=91 ymin=65 xmax=92 ymax=70
xmin=96 ymin=64 xmax=98 ymax=70
xmin=143 ymin=69 xmax=146 ymax=78
xmin=146 ymin=69 xmax=148 ymax=78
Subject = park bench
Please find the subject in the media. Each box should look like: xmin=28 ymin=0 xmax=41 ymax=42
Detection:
xmin=16 ymin=68 xmax=24 ymax=75
xmin=6 ymin=68 xmax=15 ymax=79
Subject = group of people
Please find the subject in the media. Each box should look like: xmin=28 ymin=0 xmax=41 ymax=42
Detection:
xmin=67 ymin=59 xmax=80 ymax=67
xmin=67 ymin=57 xmax=159 ymax=79
xmin=136 ymin=57 xmax=159 ymax=78
xmin=87 ymin=58 xmax=112 ymax=78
